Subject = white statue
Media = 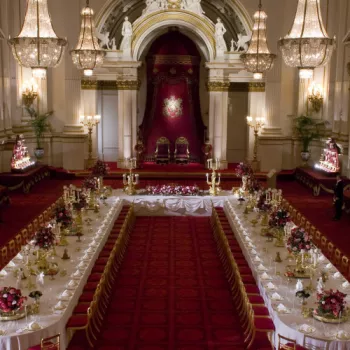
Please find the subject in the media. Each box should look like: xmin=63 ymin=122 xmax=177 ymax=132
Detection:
xmin=317 ymin=278 xmax=325 ymax=294
xmin=235 ymin=33 xmax=250 ymax=52
xmin=97 ymin=31 xmax=111 ymax=50
xmin=122 ymin=17 xmax=133 ymax=45
xmin=144 ymin=0 xmax=161 ymax=14
xmin=182 ymin=0 xmax=205 ymax=15
xmin=230 ymin=39 xmax=235 ymax=52
xmin=215 ymin=18 xmax=227 ymax=56
xmin=111 ymin=37 xmax=117 ymax=51
xmin=160 ymin=0 xmax=168 ymax=9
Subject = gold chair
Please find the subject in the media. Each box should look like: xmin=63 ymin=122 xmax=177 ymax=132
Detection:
xmin=28 ymin=333 xmax=60 ymax=350
xmin=341 ymin=256 xmax=349 ymax=276
xmin=155 ymin=137 xmax=171 ymax=164
xmin=303 ymin=335 xmax=331 ymax=350
xmin=174 ymin=137 xmax=190 ymax=164
xmin=278 ymin=334 xmax=297 ymax=349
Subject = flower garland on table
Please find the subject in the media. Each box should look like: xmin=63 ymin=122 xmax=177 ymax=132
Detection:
xmin=91 ymin=159 xmax=109 ymax=177
xmin=146 ymin=184 xmax=200 ymax=196
xmin=314 ymin=289 xmax=347 ymax=319
xmin=82 ymin=176 xmax=98 ymax=192
xmin=33 ymin=225 xmax=57 ymax=250
xmin=0 ymin=287 xmax=27 ymax=313
xmin=287 ymin=226 xmax=312 ymax=254
xmin=54 ymin=200 xmax=72 ymax=228
xmin=269 ymin=208 xmax=291 ymax=229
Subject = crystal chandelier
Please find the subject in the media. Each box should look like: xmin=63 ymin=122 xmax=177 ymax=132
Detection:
xmin=240 ymin=0 xmax=276 ymax=80
xmin=278 ymin=0 xmax=335 ymax=79
xmin=8 ymin=0 xmax=67 ymax=78
xmin=70 ymin=0 xmax=105 ymax=77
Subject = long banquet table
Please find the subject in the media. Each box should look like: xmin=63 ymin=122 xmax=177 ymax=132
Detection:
xmin=224 ymin=198 xmax=350 ymax=350
xmin=0 ymin=197 xmax=122 ymax=350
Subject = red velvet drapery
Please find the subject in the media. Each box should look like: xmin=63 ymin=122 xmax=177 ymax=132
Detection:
xmin=140 ymin=31 xmax=206 ymax=161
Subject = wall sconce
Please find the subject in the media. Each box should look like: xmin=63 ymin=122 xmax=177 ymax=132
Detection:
xmin=22 ymin=79 xmax=38 ymax=108
xmin=246 ymin=116 xmax=266 ymax=171
xmin=308 ymin=82 xmax=324 ymax=113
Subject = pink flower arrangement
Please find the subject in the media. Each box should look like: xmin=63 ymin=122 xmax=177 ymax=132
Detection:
xmin=0 ymin=287 xmax=27 ymax=313
xmin=146 ymin=184 xmax=200 ymax=196
xmin=33 ymin=225 xmax=57 ymax=250
xmin=256 ymin=191 xmax=272 ymax=212
xmin=91 ymin=160 xmax=109 ymax=177
xmin=269 ymin=208 xmax=291 ymax=229
xmin=82 ymin=176 xmax=98 ymax=192
xmin=314 ymin=289 xmax=347 ymax=319
xmin=54 ymin=201 xmax=72 ymax=228
xmin=287 ymin=226 xmax=312 ymax=254
xmin=235 ymin=162 xmax=253 ymax=178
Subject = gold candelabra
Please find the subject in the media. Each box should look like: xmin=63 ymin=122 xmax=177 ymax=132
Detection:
xmin=246 ymin=116 xmax=265 ymax=172
xmin=80 ymin=115 xmax=101 ymax=169
xmin=22 ymin=79 xmax=38 ymax=107
xmin=123 ymin=158 xmax=139 ymax=195
xmin=206 ymin=158 xmax=221 ymax=196
xmin=308 ymin=82 xmax=324 ymax=113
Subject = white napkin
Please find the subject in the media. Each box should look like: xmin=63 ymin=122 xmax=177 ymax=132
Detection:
xmin=267 ymin=282 xmax=275 ymax=290
xmin=59 ymin=290 xmax=72 ymax=301
xmin=254 ymin=256 xmax=261 ymax=263
xmin=299 ymin=324 xmax=314 ymax=333
xmin=277 ymin=303 xmax=287 ymax=312
xmin=258 ymin=264 xmax=267 ymax=271
xmin=72 ymin=270 xmax=82 ymax=278
xmin=0 ymin=269 xmax=8 ymax=277
xmin=271 ymin=292 xmax=282 ymax=301
xmin=54 ymin=301 xmax=66 ymax=310
xmin=28 ymin=322 xmax=41 ymax=331
xmin=326 ymin=263 xmax=333 ymax=269
xmin=89 ymin=240 xmax=97 ymax=247
xmin=245 ymin=236 xmax=252 ymax=242
xmin=7 ymin=261 xmax=16 ymax=268
xmin=318 ymin=255 xmax=325 ymax=262
xmin=342 ymin=281 xmax=350 ymax=289
xmin=78 ymin=261 xmax=87 ymax=269
xmin=261 ymin=272 xmax=271 ymax=280
xmin=82 ymin=254 xmax=90 ymax=261
xmin=250 ymin=249 xmax=257 ymax=255
xmin=333 ymin=272 xmax=341 ymax=279
xmin=67 ymin=280 xmax=78 ymax=289
xmin=337 ymin=330 xmax=350 ymax=340
xmin=16 ymin=253 xmax=23 ymax=260
xmin=86 ymin=247 xmax=94 ymax=254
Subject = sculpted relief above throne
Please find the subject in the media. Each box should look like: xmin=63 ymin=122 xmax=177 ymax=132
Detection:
xmin=143 ymin=0 xmax=205 ymax=16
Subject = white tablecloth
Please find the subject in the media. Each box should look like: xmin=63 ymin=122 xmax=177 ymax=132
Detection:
xmin=0 ymin=198 xmax=122 ymax=350
xmin=224 ymin=199 xmax=350 ymax=350
xmin=113 ymin=189 xmax=232 ymax=215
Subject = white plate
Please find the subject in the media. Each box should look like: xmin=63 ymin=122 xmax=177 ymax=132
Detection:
xmin=298 ymin=325 xmax=316 ymax=334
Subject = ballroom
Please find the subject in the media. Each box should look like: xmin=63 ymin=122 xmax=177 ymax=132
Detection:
xmin=0 ymin=0 xmax=350 ymax=349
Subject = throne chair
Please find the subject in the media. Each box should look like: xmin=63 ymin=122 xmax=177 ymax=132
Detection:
xmin=155 ymin=137 xmax=171 ymax=164
xmin=174 ymin=137 xmax=190 ymax=164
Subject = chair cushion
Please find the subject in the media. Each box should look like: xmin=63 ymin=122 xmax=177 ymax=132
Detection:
xmin=96 ymin=257 xmax=109 ymax=265
xmin=27 ymin=346 xmax=41 ymax=350
xmin=84 ymin=281 xmax=99 ymax=291
xmin=73 ymin=303 xmax=90 ymax=314
xmin=67 ymin=315 xmax=88 ymax=328
xmin=254 ymin=317 xmax=275 ymax=331
xmin=253 ymin=305 xmax=270 ymax=317
xmin=79 ymin=291 xmax=94 ymax=302
xmin=248 ymin=295 xmax=265 ymax=304
xmin=88 ymin=273 xmax=102 ymax=282
xmin=92 ymin=265 xmax=105 ymax=273
xmin=244 ymin=284 xmax=260 ymax=294
xmin=242 ymin=275 xmax=256 ymax=284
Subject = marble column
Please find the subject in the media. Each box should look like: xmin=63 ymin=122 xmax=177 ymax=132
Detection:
xmin=207 ymin=81 xmax=229 ymax=169
xmin=116 ymin=80 xmax=140 ymax=168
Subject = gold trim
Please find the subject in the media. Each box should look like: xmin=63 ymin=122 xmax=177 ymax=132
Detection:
xmin=115 ymin=80 xmax=141 ymax=90
xmin=248 ymin=82 xmax=265 ymax=92
xmin=207 ymin=81 xmax=230 ymax=92
xmin=81 ymin=80 xmax=118 ymax=90
xmin=150 ymin=55 xmax=200 ymax=66
xmin=132 ymin=11 xmax=215 ymax=58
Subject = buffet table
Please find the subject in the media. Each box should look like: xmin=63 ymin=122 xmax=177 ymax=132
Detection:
xmin=224 ymin=199 xmax=350 ymax=349
xmin=0 ymin=198 xmax=122 ymax=350
xmin=114 ymin=189 xmax=233 ymax=215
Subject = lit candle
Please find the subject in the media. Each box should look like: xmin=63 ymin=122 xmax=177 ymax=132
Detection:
xmin=135 ymin=174 xmax=139 ymax=184
xmin=206 ymin=173 xmax=209 ymax=181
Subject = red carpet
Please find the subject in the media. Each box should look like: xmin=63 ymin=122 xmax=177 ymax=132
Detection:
xmin=279 ymin=181 xmax=350 ymax=259
xmin=91 ymin=216 xmax=246 ymax=349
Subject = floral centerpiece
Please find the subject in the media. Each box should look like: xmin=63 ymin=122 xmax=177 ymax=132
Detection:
xmin=269 ymin=208 xmax=291 ymax=228
xmin=287 ymin=226 xmax=312 ymax=254
xmin=146 ymin=184 xmax=200 ymax=196
xmin=91 ymin=159 xmax=109 ymax=177
xmin=82 ymin=176 xmax=98 ymax=192
xmin=54 ymin=201 xmax=72 ymax=229
xmin=33 ymin=225 xmax=57 ymax=250
xmin=235 ymin=162 xmax=253 ymax=178
xmin=313 ymin=289 xmax=347 ymax=323
xmin=269 ymin=208 xmax=291 ymax=247
xmin=0 ymin=287 xmax=27 ymax=319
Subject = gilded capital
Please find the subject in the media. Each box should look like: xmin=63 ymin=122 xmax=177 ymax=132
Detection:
xmin=206 ymin=81 xmax=230 ymax=92
xmin=115 ymin=80 xmax=141 ymax=90
xmin=248 ymin=82 xmax=265 ymax=92
xmin=81 ymin=80 xmax=118 ymax=90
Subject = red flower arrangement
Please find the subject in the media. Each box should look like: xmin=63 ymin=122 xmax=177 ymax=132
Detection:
xmin=287 ymin=226 xmax=312 ymax=254
xmin=54 ymin=201 xmax=72 ymax=228
xmin=0 ymin=287 xmax=27 ymax=313
xmin=235 ymin=162 xmax=253 ymax=178
xmin=33 ymin=225 xmax=57 ymax=250
xmin=91 ymin=160 xmax=109 ymax=177
xmin=146 ymin=184 xmax=200 ymax=196
xmin=256 ymin=191 xmax=272 ymax=212
xmin=72 ymin=192 xmax=87 ymax=211
xmin=269 ymin=208 xmax=291 ymax=229
xmin=314 ymin=289 xmax=347 ymax=319
xmin=82 ymin=176 xmax=98 ymax=192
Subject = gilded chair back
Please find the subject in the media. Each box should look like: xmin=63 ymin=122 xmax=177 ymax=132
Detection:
xmin=41 ymin=333 xmax=60 ymax=350
xmin=174 ymin=137 xmax=190 ymax=163
xmin=155 ymin=137 xmax=171 ymax=164
xmin=278 ymin=334 xmax=296 ymax=350
xmin=303 ymin=335 xmax=331 ymax=350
